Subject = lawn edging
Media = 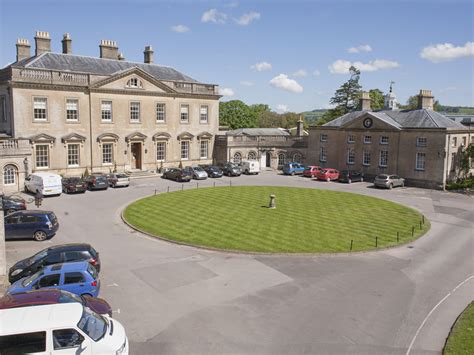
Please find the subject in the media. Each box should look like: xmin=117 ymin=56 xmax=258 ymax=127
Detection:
xmin=443 ymin=301 xmax=474 ymax=354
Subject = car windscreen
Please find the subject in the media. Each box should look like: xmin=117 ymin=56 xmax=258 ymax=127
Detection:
xmin=87 ymin=264 xmax=98 ymax=279
xmin=116 ymin=174 xmax=128 ymax=178
xmin=77 ymin=307 xmax=107 ymax=341
xmin=47 ymin=213 xmax=58 ymax=224
xmin=193 ymin=166 xmax=204 ymax=172
xmin=58 ymin=290 xmax=84 ymax=305
xmin=95 ymin=176 xmax=107 ymax=182
xmin=376 ymin=175 xmax=388 ymax=179
xmin=29 ymin=249 xmax=48 ymax=265
xmin=22 ymin=270 xmax=44 ymax=287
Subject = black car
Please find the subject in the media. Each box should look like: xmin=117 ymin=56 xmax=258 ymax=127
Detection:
xmin=162 ymin=168 xmax=192 ymax=182
xmin=220 ymin=162 xmax=242 ymax=177
xmin=85 ymin=174 xmax=108 ymax=190
xmin=8 ymin=243 xmax=101 ymax=284
xmin=338 ymin=170 xmax=364 ymax=183
xmin=1 ymin=195 xmax=26 ymax=215
xmin=200 ymin=165 xmax=223 ymax=178
xmin=62 ymin=177 xmax=87 ymax=194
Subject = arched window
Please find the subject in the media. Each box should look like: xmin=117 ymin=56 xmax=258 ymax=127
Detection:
xmin=278 ymin=153 xmax=286 ymax=167
xmin=248 ymin=151 xmax=257 ymax=160
xmin=293 ymin=153 xmax=302 ymax=163
xmin=3 ymin=165 xmax=17 ymax=185
xmin=233 ymin=152 xmax=242 ymax=164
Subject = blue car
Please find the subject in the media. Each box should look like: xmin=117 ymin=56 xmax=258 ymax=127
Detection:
xmin=7 ymin=261 xmax=100 ymax=298
xmin=4 ymin=210 xmax=59 ymax=241
xmin=282 ymin=162 xmax=306 ymax=175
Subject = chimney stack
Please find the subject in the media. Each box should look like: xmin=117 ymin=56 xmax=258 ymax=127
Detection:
xmin=118 ymin=52 xmax=125 ymax=61
xmin=144 ymin=45 xmax=154 ymax=64
xmin=296 ymin=116 xmax=304 ymax=137
xmin=417 ymin=89 xmax=434 ymax=110
xmin=16 ymin=38 xmax=31 ymax=62
xmin=62 ymin=33 xmax=72 ymax=54
xmin=99 ymin=40 xmax=119 ymax=60
xmin=360 ymin=91 xmax=371 ymax=111
xmin=34 ymin=31 xmax=51 ymax=56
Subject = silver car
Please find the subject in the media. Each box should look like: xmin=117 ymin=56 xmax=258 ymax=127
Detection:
xmin=374 ymin=174 xmax=405 ymax=189
xmin=184 ymin=166 xmax=208 ymax=180
xmin=107 ymin=173 xmax=130 ymax=188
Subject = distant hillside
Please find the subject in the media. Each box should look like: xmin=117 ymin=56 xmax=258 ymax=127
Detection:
xmin=300 ymin=109 xmax=327 ymax=125
xmin=439 ymin=106 xmax=474 ymax=115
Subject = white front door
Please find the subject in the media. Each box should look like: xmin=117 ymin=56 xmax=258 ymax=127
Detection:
xmin=260 ymin=153 xmax=266 ymax=169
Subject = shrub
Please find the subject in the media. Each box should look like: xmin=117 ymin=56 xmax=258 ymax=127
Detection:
xmin=446 ymin=176 xmax=474 ymax=190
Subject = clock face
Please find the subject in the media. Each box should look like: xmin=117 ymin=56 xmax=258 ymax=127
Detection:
xmin=363 ymin=118 xmax=373 ymax=128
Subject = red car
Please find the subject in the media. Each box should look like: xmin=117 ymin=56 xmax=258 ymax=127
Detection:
xmin=317 ymin=168 xmax=340 ymax=181
xmin=303 ymin=166 xmax=322 ymax=178
xmin=0 ymin=289 xmax=112 ymax=316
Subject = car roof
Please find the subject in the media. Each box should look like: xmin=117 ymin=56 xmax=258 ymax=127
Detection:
xmin=7 ymin=210 xmax=54 ymax=216
xmin=43 ymin=243 xmax=92 ymax=253
xmin=0 ymin=303 xmax=83 ymax=335
xmin=29 ymin=172 xmax=61 ymax=178
xmin=0 ymin=289 xmax=62 ymax=309
xmin=43 ymin=261 xmax=90 ymax=273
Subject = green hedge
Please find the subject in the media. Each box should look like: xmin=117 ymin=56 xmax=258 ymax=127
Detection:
xmin=446 ymin=176 xmax=474 ymax=190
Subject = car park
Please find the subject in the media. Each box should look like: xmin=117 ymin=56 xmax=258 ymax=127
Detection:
xmin=220 ymin=162 xmax=242 ymax=177
xmin=183 ymin=166 xmax=208 ymax=180
xmin=0 ymin=289 xmax=112 ymax=317
xmin=303 ymin=166 xmax=321 ymax=178
xmin=200 ymin=165 xmax=223 ymax=178
xmin=84 ymin=174 xmax=109 ymax=190
xmin=241 ymin=160 xmax=260 ymax=175
xmin=7 ymin=261 xmax=100 ymax=298
xmin=0 ymin=303 xmax=128 ymax=354
xmin=106 ymin=173 xmax=130 ymax=188
xmin=8 ymin=243 xmax=100 ymax=284
xmin=4 ymin=210 xmax=59 ymax=242
xmin=338 ymin=170 xmax=364 ymax=183
xmin=24 ymin=172 xmax=62 ymax=196
xmin=1 ymin=194 xmax=27 ymax=215
xmin=62 ymin=176 xmax=87 ymax=194
xmin=317 ymin=168 xmax=340 ymax=182
xmin=374 ymin=174 xmax=405 ymax=189
xmin=162 ymin=168 xmax=192 ymax=182
xmin=282 ymin=162 xmax=305 ymax=175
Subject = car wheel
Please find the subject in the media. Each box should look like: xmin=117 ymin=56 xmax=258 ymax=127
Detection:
xmin=389 ymin=183 xmax=393 ymax=189
xmin=245 ymin=170 xmax=249 ymax=175
xmin=33 ymin=230 xmax=48 ymax=241
xmin=176 ymin=176 xmax=180 ymax=182
xmin=291 ymin=172 xmax=295 ymax=176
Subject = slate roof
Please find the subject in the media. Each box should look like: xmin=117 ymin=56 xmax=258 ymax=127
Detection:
xmin=226 ymin=128 xmax=290 ymax=136
xmin=10 ymin=52 xmax=199 ymax=83
xmin=445 ymin=114 xmax=474 ymax=126
xmin=323 ymin=109 xmax=466 ymax=129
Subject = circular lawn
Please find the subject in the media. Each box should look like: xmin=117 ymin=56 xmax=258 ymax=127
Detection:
xmin=123 ymin=186 xmax=430 ymax=253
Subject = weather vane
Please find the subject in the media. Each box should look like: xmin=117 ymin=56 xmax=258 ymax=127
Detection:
xmin=389 ymin=81 xmax=395 ymax=93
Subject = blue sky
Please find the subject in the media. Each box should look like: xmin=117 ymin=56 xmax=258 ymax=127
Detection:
xmin=1 ymin=0 xmax=473 ymax=112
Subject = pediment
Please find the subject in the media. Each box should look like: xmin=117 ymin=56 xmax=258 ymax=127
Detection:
xmin=90 ymin=67 xmax=177 ymax=93
xmin=177 ymin=131 xmax=194 ymax=140
xmin=29 ymin=133 xmax=56 ymax=144
xmin=61 ymin=133 xmax=86 ymax=143
xmin=197 ymin=131 xmax=213 ymax=140
xmin=125 ymin=132 xmax=147 ymax=142
xmin=97 ymin=133 xmax=119 ymax=142
xmin=152 ymin=132 xmax=171 ymax=141
xmin=342 ymin=112 xmax=401 ymax=131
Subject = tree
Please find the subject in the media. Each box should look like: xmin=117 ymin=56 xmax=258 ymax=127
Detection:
xmin=219 ymin=100 xmax=258 ymax=129
xmin=369 ymin=89 xmax=385 ymax=110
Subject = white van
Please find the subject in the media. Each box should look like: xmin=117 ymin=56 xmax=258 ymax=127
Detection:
xmin=25 ymin=172 xmax=62 ymax=196
xmin=241 ymin=160 xmax=260 ymax=175
xmin=0 ymin=303 xmax=128 ymax=354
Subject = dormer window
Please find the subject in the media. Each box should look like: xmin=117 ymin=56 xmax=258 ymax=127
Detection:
xmin=126 ymin=77 xmax=143 ymax=89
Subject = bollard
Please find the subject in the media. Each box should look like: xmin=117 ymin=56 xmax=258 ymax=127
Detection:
xmin=167 ymin=186 xmax=170 ymax=193
xmin=397 ymin=231 xmax=400 ymax=243
xmin=197 ymin=182 xmax=199 ymax=189
xmin=268 ymin=194 xmax=276 ymax=209
xmin=154 ymin=189 xmax=157 ymax=195
xmin=412 ymin=226 xmax=415 ymax=237
xmin=422 ymin=215 xmax=425 ymax=224
xmin=182 ymin=184 xmax=184 ymax=191
xmin=419 ymin=221 xmax=422 ymax=230
xmin=375 ymin=236 xmax=378 ymax=248
xmin=230 ymin=180 xmax=232 ymax=187
xmin=213 ymin=182 xmax=216 ymax=188
xmin=350 ymin=240 xmax=353 ymax=251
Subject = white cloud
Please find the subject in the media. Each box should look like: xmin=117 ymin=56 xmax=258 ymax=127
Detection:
xmin=347 ymin=44 xmax=372 ymax=53
xmin=170 ymin=25 xmax=189 ymax=33
xmin=235 ymin=11 xmax=261 ymax=26
xmin=219 ymin=87 xmax=234 ymax=96
xmin=201 ymin=9 xmax=227 ymax=24
xmin=313 ymin=69 xmax=321 ymax=76
xmin=329 ymin=59 xmax=399 ymax=74
xmin=240 ymin=80 xmax=254 ymax=86
xmin=292 ymin=69 xmax=308 ymax=77
xmin=251 ymin=61 xmax=272 ymax=71
xmin=420 ymin=42 xmax=474 ymax=63
xmin=276 ymin=104 xmax=289 ymax=113
xmin=269 ymin=74 xmax=303 ymax=93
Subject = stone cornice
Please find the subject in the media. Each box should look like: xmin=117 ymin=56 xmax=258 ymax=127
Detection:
xmin=11 ymin=81 xmax=88 ymax=92
xmin=88 ymin=87 xmax=220 ymax=100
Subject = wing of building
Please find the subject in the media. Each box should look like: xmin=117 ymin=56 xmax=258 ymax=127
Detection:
xmin=307 ymin=90 xmax=473 ymax=189
xmin=0 ymin=32 xmax=221 ymax=193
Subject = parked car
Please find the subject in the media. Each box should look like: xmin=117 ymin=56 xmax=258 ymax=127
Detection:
xmin=282 ymin=162 xmax=305 ymax=175
xmin=200 ymin=165 xmax=223 ymax=178
xmin=8 ymin=243 xmax=101 ymax=284
xmin=0 ymin=289 xmax=112 ymax=316
xmin=4 ymin=210 xmax=59 ymax=242
xmin=374 ymin=174 xmax=405 ymax=189
xmin=106 ymin=173 xmax=130 ymax=188
xmin=317 ymin=168 xmax=340 ymax=181
xmin=162 ymin=168 xmax=192 ymax=182
xmin=1 ymin=194 xmax=27 ymax=215
xmin=303 ymin=166 xmax=322 ymax=178
xmin=220 ymin=162 xmax=242 ymax=177
xmin=183 ymin=166 xmax=208 ymax=180
xmin=7 ymin=261 xmax=101 ymax=298
xmin=338 ymin=170 xmax=364 ymax=183
xmin=85 ymin=173 xmax=109 ymax=190
xmin=241 ymin=160 xmax=260 ymax=175
xmin=24 ymin=172 xmax=62 ymax=196
xmin=0 ymin=303 xmax=128 ymax=354
xmin=62 ymin=176 xmax=87 ymax=194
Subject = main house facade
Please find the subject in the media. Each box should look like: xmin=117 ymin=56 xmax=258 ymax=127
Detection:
xmin=307 ymin=90 xmax=473 ymax=189
xmin=0 ymin=32 xmax=220 ymax=193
